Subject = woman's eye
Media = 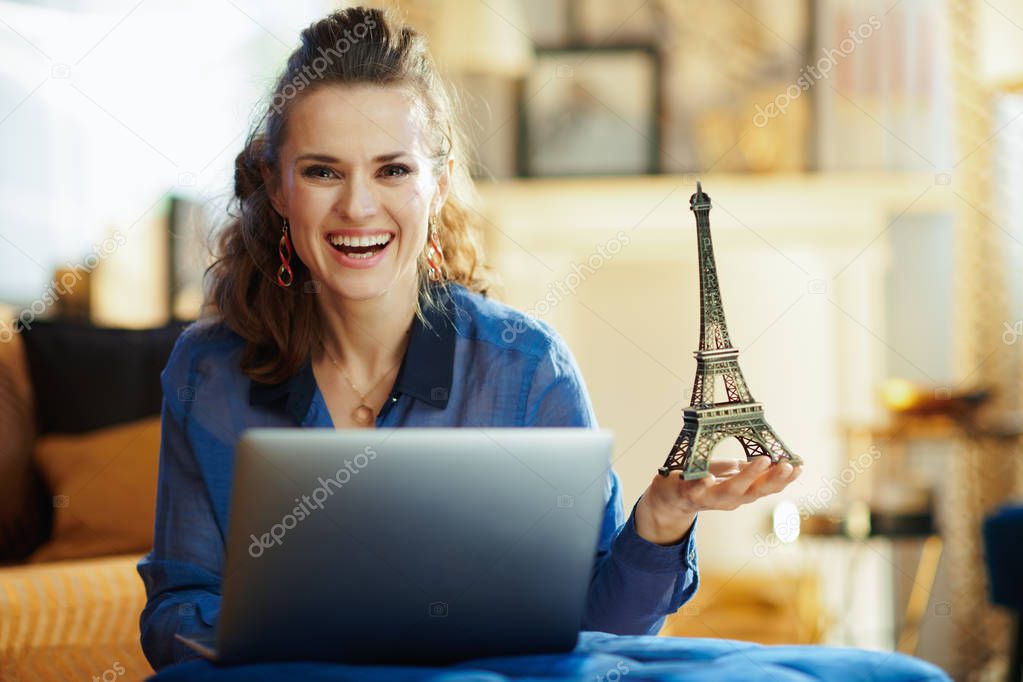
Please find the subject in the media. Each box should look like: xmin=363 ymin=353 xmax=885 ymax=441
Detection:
xmin=303 ymin=165 xmax=337 ymax=179
xmin=380 ymin=164 xmax=412 ymax=178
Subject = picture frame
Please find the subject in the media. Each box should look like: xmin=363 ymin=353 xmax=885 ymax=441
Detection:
xmin=516 ymin=45 xmax=662 ymax=177
xmin=166 ymin=195 xmax=210 ymax=322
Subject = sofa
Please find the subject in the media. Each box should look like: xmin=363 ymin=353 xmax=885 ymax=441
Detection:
xmin=0 ymin=314 xmax=186 ymax=681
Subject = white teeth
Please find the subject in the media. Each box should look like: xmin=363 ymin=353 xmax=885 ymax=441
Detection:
xmin=328 ymin=233 xmax=392 ymax=247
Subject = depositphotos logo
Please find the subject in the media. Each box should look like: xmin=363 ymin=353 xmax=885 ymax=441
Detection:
xmin=248 ymin=446 xmax=377 ymax=557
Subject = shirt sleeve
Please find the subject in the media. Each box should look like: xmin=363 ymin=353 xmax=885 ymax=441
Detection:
xmin=136 ymin=334 xmax=225 ymax=670
xmin=522 ymin=323 xmax=699 ymax=635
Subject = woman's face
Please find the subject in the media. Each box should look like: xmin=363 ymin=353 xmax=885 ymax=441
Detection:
xmin=266 ymin=84 xmax=450 ymax=302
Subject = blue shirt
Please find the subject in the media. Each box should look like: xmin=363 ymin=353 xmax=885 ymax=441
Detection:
xmin=137 ymin=281 xmax=699 ymax=670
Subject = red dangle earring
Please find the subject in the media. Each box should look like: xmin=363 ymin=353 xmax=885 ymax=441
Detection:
xmin=277 ymin=218 xmax=294 ymax=288
xmin=426 ymin=216 xmax=445 ymax=282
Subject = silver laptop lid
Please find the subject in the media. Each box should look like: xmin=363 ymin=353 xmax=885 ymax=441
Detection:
xmin=218 ymin=427 xmax=613 ymax=665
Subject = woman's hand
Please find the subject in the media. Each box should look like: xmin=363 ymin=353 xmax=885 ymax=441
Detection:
xmin=633 ymin=457 xmax=802 ymax=545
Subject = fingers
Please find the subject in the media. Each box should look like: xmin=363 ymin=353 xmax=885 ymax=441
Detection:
xmin=708 ymin=459 xmax=743 ymax=479
xmin=665 ymin=458 xmax=803 ymax=514
xmin=685 ymin=457 xmax=767 ymax=511
xmin=717 ymin=456 xmax=770 ymax=496
xmin=707 ymin=458 xmax=801 ymax=508
xmin=671 ymin=470 xmax=717 ymax=509
xmin=745 ymin=461 xmax=801 ymax=498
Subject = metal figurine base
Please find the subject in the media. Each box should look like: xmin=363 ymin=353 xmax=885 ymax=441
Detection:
xmin=659 ymin=182 xmax=802 ymax=480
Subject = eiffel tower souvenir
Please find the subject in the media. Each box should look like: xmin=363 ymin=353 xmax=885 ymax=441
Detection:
xmin=659 ymin=182 xmax=803 ymax=480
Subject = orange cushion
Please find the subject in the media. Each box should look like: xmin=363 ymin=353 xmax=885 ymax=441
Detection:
xmin=28 ymin=417 xmax=160 ymax=563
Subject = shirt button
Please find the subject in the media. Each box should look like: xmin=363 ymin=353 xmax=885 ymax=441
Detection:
xmin=390 ymin=396 xmax=398 ymax=402
xmin=688 ymin=549 xmax=697 ymax=563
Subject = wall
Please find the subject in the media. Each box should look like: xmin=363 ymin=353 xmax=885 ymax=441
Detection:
xmin=478 ymin=171 xmax=955 ymax=648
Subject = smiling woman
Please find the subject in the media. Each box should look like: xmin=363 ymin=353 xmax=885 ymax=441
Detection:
xmin=128 ymin=5 xmax=955 ymax=682
xmin=208 ymin=6 xmax=494 ymax=386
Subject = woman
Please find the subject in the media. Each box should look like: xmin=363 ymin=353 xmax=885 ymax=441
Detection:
xmin=137 ymin=6 xmax=801 ymax=671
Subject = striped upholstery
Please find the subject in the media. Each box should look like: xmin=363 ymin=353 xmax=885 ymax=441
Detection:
xmin=0 ymin=553 xmax=153 ymax=680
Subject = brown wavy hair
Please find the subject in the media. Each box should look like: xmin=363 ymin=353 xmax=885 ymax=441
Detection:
xmin=203 ymin=6 xmax=495 ymax=384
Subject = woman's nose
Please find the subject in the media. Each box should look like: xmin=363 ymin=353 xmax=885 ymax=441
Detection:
xmin=336 ymin=173 xmax=378 ymax=222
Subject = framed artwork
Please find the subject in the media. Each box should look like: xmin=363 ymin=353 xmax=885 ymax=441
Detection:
xmin=166 ymin=195 xmax=210 ymax=321
xmin=653 ymin=0 xmax=815 ymax=172
xmin=520 ymin=0 xmax=571 ymax=47
xmin=516 ymin=45 xmax=662 ymax=177
xmin=513 ymin=0 xmax=815 ymax=174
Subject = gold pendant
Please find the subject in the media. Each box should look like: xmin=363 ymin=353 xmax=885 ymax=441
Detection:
xmin=352 ymin=404 xmax=374 ymax=426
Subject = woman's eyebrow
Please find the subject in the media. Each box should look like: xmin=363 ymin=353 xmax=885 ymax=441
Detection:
xmin=373 ymin=151 xmax=409 ymax=162
xmin=294 ymin=151 xmax=409 ymax=164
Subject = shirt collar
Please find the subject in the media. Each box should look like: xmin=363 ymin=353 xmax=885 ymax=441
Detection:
xmin=248 ymin=283 xmax=458 ymax=422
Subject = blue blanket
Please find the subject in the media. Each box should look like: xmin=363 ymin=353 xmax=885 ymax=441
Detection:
xmin=150 ymin=631 xmax=949 ymax=681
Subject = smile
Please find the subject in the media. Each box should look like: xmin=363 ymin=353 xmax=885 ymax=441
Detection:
xmin=323 ymin=232 xmax=396 ymax=269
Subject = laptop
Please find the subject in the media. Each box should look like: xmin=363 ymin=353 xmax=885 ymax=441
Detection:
xmin=176 ymin=427 xmax=613 ymax=666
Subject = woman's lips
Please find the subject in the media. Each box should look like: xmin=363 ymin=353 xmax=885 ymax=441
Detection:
xmin=324 ymin=233 xmax=395 ymax=270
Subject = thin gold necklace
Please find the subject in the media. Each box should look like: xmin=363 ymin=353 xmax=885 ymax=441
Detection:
xmin=318 ymin=337 xmax=402 ymax=427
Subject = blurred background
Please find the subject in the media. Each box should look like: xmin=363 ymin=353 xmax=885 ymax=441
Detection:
xmin=2 ymin=1 xmax=1023 ymax=680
